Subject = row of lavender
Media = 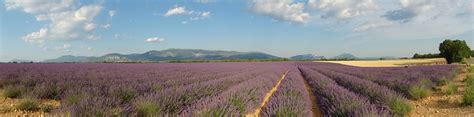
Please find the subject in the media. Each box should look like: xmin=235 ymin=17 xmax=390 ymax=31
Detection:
xmin=298 ymin=62 xmax=459 ymax=99
xmin=261 ymin=68 xmax=313 ymax=116
xmin=295 ymin=62 xmax=459 ymax=116
xmin=0 ymin=61 xmax=460 ymax=116
xmin=0 ymin=63 xmax=290 ymax=116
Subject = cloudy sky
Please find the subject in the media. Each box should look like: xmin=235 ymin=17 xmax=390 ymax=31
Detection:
xmin=0 ymin=0 xmax=473 ymax=61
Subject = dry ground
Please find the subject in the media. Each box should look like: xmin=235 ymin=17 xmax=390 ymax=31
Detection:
xmin=0 ymin=90 xmax=61 ymax=116
xmin=409 ymin=68 xmax=474 ymax=116
xmin=320 ymin=58 xmax=446 ymax=67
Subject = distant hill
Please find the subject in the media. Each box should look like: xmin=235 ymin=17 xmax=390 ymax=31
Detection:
xmin=44 ymin=49 xmax=281 ymax=62
xmin=290 ymin=54 xmax=325 ymax=60
xmin=333 ymin=53 xmax=357 ymax=59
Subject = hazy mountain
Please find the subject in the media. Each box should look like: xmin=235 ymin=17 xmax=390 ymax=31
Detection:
xmin=333 ymin=53 xmax=357 ymax=59
xmin=44 ymin=49 xmax=281 ymax=62
xmin=290 ymin=54 xmax=325 ymax=60
xmin=10 ymin=59 xmax=34 ymax=63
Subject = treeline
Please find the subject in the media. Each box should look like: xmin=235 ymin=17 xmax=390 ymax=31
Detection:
xmin=413 ymin=39 xmax=472 ymax=64
xmin=414 ymin=51 xmax=474 ymax=59
xmin=413 ymin=53 xmax=441 ymax=59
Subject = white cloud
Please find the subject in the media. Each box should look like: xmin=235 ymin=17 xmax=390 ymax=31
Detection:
xmin=201 ymin=11 xmax=211 ymax=17
xmin=250 ymin=0 xmax=309 ymax=24
xmin=84 ymin=23 xmax=97 ymax=31
xmin=63 ymin=44 xmax=71 ymax=48
xmin=308 ymin=0 xmax=377 ymax=19
xmin=102 ymin=24 xmax=111 ymax=29
xmin=353 ymin=20 xmax=394 ymax=32
xmin=163 ymin=5 xmax=211 ymax=23
xmin=189 ymin=11 xmax=212 ymax=20
xmin=87 ymin=35 xmax=100 ymax=40
xmin=114 ymin=34 xmax=121 ymax=39
xmin=195 ymin=0 xmax=215 ymax=3
xmin=145 ymin=37 xmax=165 ymax=43
xmin=108 ymin=10 xmax=116 ymax=17
xmin=22 ymin=28 xmax=48 ymax=43
xmin=164 ymin=6 xmax=188 ymax=17
xmin=6 ymin=0 xmax=103 ymax=44
xmin=54 ymin=44 xmax=71 ymax=51
xmin=350 ymin=0 xmax=473 ymax=40
xmin=382 ymin=0 xmax=467 ymax=23
xmin=5 ymin=0 xmax=74 ymax=14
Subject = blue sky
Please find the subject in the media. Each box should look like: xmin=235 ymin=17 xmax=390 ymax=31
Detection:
xmin=0 ymin=0 xmax=473 ymax=61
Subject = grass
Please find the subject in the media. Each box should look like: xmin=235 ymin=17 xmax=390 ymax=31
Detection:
xmin=228 ymin=96 xmax=245 ymax=114
xmin=409 ymin=85 xmax=431 ymax=100
xmin=40 ymin=104 xmax=53 ymax=112
xmin=274 ymin=107 xmax=298 ymax=117
xmin=463 ymin=73 xmax=474 ymax=106
xmin=64 ymin=93 xmax=85 ymax=105
xmin=466 ymin=74 xmax=474 ymax=86
xmin=33 ymin=84 xmax=60 ymax=99
xmin=468 ymin=67 xmax=474 ymax=73
xmin=443 ymin=82 xmax=459 ymax=95
xmin=436 ymin=77 xmax=449 ymax=86
xmin=199 ymin=108 xmax=228 ymax=117
xmin=463 ymin=86 xmax=474 ymax=106
xmin=135 ymin=100 xmax=160 ymax=116
xmin=389 ymin=98 xmax=412 ymax=116
xmin=116 ymin=88 xmax=137 ymax=103
xmin=16 ymin=98 xmax=40 ymax=111
xmin=3 ymin=85 xmax=25 ymax=98
xmin=408 ymin=79 xmax=432 ymax=100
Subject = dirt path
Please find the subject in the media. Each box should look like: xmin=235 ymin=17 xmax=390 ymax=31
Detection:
xmin=246 ymin=71 xmax=289 ymax=117
xmin=410 ymin=68 xmax=474 ymax=116
xmin=301 ymin=73 xmax=323 ymax=117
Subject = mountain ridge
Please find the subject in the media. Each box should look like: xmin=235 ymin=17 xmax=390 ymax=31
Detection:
xmin=43 ymin=49 xmax=281 ymax=62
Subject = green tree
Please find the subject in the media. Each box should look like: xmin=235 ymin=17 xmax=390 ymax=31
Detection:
xmin=439 ymin=39 xmax=471 ymax=64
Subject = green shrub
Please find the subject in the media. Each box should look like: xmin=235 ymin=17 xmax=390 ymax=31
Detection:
xmin=33 ymin=84 xmax=60 ymax=100
xmin=409 ymin=85 xmax=431 ymax=100
xmin=436 ymin=77 xmax=449 ymax=86
xmin=466 ymin=74 xmax=474 ymax=86
xmin=151 ymin=85 xmax=162 ymax=92
xmin=16 ymin=98 xmax=40 ymax=111
xmin=444 ymin=82 xmax=458 ymax=95
xmin=117 ymin=89 xmax=137 ymax=103
xmin=64 ymin=93 xmax=84 ymax=105
xmin=468 ymin=67 xmax=474 ymax=73
xmin=135 ymin=100 xmax=160 ymax=116
xmin=228 ymin=96 xmax=245 ymax=114
xmin=199 ymin=108 xmax=228 ymax=117
xmin=389 ymin=98 xmax=412 ymax=116
xmin=462 ymin=86 xmax=474 ymax=106
xmin=40 ymin=104 xmax=53 ymax=112
xmin=274 ymin=107 xmax=298 ymax=117
xmin=463 ymin=74 xmax=474 ymax=106
xmin=3 ymin=85 xmax=25 ymax=98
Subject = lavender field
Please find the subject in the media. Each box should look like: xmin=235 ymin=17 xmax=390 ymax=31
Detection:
xmin=0 ymin=62 xmax=459 ymax=116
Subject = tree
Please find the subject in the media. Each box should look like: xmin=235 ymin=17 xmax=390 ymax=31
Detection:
xmin=439 ymin=39 xmax=471 ymax=64
xmin=471 ymin=50 xmax=474 ymax=57
xmin=413 ymin=53 xmax=420 ymax=58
